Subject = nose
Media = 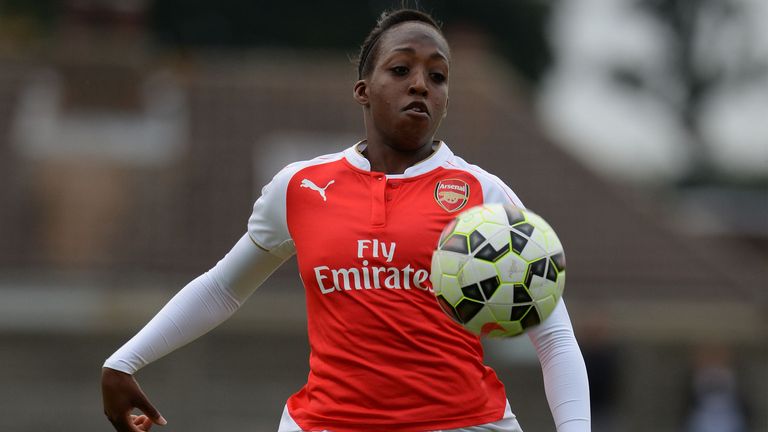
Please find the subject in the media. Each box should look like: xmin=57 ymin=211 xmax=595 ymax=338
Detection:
xmin=408 ymin=71 xmax=428 ymax=96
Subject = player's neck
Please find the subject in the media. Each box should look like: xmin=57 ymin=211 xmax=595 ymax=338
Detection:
xmin=362 ymin=138 xmax=435 ymax=175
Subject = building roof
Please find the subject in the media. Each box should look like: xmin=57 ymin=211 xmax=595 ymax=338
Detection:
xmin=0 ymin=41 xmax=764 ymax=341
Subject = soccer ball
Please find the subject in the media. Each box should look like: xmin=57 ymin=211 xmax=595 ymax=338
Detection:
xmin=430 ymin=204 xmax=565 ymax=337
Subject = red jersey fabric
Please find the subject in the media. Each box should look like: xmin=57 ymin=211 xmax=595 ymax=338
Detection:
xmin=249 ymin=142 xmax=524 ymax=432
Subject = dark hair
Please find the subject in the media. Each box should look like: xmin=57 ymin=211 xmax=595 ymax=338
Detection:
xmin=356 ymin=9 xmax=445 ymax=79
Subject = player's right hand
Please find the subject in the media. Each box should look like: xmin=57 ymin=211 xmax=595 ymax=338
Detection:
xmin=129 ymin=414 xmax=155 ymax=431
xmin=101 ymin=367 xmax=167 ymax=432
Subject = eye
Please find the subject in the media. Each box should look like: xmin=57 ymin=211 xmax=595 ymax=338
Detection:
xmin=430 ymin=72 xmax=447 ymax=83
xmin=391 ymin=66 xmax=409 ymax=76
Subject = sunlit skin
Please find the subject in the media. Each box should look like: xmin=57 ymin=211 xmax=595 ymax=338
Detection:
xmin=353 ymin=22 xmax=451 ymax=174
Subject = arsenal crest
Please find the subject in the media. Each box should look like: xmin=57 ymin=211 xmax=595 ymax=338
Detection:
xmin=434 ymin=179 xmax=470 ymax=212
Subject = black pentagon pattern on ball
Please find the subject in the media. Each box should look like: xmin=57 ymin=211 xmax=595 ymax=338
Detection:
xmin=461 ymin=276 xmax=499 ymax=303
xmin=468 ymin=230 xmax=486 ymax=252
xmin=513 ymin=222 xmax=535 ymax=236
xmin=503 ymin=205 xmax=525 ymax=224
xmin=551 ymin=252 xmax=566 ymax=272
xmin=455 ymin=299 xmax=485 ymax=323
xmin=513 ymin=284 xmax=532 ymax=303
xmin=525 ymin=257 xmax=548 ymax=287
xmin=510 ymin=232 xmax=528 ymax=254
xmin=530 ymin=258 xmax=547 ymax=276
xmin=475 ymin=241 xmax=510 ymax=262
xmin=510 ymin=305 xmax=530 ymax=321
xmin=441 ymin=233 xmax=468 ymax=254
xmin=461 ymin=283 xmax=484 ymax=301
xmin=521 ymin=307 xmax=541 ymax=329
xmin=546 ymin=260 xmax=558 ymax=282
xmin=478 ymin=276 xmax=500 ymax=300
xmin=436 ymin=295 xmax=461 ymax=323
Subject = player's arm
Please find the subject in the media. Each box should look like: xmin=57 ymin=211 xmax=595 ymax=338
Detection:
xmin=480 ymin=177 xmax=591 ymax=430
xmin=101 ymin=234 xmax=288 ymax=430
xmin=527 ymin=300 xmax=591 ymax=432
xmin=102 ymin=161 xmax=297 ymax=430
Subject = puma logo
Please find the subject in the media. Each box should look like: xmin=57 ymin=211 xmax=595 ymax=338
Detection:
xmin=300 ymin=178 xmax=335 ymax=201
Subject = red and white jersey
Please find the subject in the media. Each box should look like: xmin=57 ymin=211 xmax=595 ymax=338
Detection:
xmin=249 ymin=142 xmax=524 ymax=432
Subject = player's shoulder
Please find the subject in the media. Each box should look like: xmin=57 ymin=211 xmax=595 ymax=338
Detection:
xmin=254 ymin=149 xmax=347 ymax=207
xmin=442 ymin=153 xmax=500 ymax=183
xmin=441 ymin=152 xmax=525 ymax=207
xmin=249 ymin=150 xmax=347 ymax=257
xmin=271 ymin=150 xmax=347 ymax=185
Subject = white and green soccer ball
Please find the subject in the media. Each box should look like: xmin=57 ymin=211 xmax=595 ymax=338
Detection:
xmin=430 ymin=204 xmax=566 ymax=337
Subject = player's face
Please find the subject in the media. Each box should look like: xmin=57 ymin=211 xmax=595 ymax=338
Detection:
xmin=355 ymin=22 xmax=450 ymax=152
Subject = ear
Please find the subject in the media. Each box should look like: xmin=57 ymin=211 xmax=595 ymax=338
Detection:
xmin=353 ymin=80 xmax=369 ymax=106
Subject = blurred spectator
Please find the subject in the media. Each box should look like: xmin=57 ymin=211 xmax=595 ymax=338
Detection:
xmin=684 ymin=346 xmax=748 ymax=432
xmin=580 ymin=315 xmax=619 ymax=432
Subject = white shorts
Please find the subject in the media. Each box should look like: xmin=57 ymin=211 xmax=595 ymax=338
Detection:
xmin=277 ymin=400 xmax=523 ymax=432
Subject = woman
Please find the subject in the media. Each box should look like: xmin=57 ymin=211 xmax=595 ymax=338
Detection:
xmin=102 ymin=9 xmax=591 ymax=432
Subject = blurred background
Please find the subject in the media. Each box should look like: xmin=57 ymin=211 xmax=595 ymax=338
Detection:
xmin=0 ymin=0 xmax=765 ymax=431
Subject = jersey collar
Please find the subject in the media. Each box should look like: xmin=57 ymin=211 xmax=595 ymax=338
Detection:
xmin=343 ymin=140 xmax=453 ymax=178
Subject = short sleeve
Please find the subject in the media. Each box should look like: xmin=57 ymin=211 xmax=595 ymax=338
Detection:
xmin=466 ymin=164 xmax=525 ymax=208
xmin=444 ymin=155 xmax=525 ymax=209
xmin=481 ymin=174 xmax=525 ymax=208
xmin=248 ymin=164 xmax=298 ymax=259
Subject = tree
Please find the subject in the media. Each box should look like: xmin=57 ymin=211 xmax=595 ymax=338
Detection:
xmin=631 ymin=0 xmax=767 ymax=184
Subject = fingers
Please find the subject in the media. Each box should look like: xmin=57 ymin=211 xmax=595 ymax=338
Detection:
xmin=134 ymin=397 xmax=167 ymax=426
xmin=108 ymin=410 xmax=162 ymax=432
xmin=132 ymin=415 xmax=153 ymax=431
xmin=107 ymin=413 xmax=143 ymax=432
xmin=102 ymin=368 xmax=167 ymax=431
xmin=110 ymin=413 xmax=157 ymax=432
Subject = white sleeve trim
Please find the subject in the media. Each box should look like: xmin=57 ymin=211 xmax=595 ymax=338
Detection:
xmin=103 ymin=234 xmax=287 ymax=374
xmin=527 ymin=300 xmax=592 ymax=432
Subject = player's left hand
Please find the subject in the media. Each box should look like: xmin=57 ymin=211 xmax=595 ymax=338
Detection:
xmin=130 ymin=415 xmax=153 ymax=431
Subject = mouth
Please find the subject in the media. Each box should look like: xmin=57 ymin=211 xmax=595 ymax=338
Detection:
xmin=402 ymin=101 xmax=430 ymax=117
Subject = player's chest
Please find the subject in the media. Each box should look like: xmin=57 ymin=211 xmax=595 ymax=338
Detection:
xmin=285 ymin=170 xmax=483 ymax=266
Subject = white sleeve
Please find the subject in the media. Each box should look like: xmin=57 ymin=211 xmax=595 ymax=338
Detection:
xmin=248 ymin=163 xmax=300 ymax=259
xmin=480 ymin=173 xmax=525 ymax=208
xmin=527 ymin=300 xmax=591 ymax=432
xmin=103 ymin=234 xmax=287 ymax=374
xmin=469 ymin=165 xmax=589 ymax=428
